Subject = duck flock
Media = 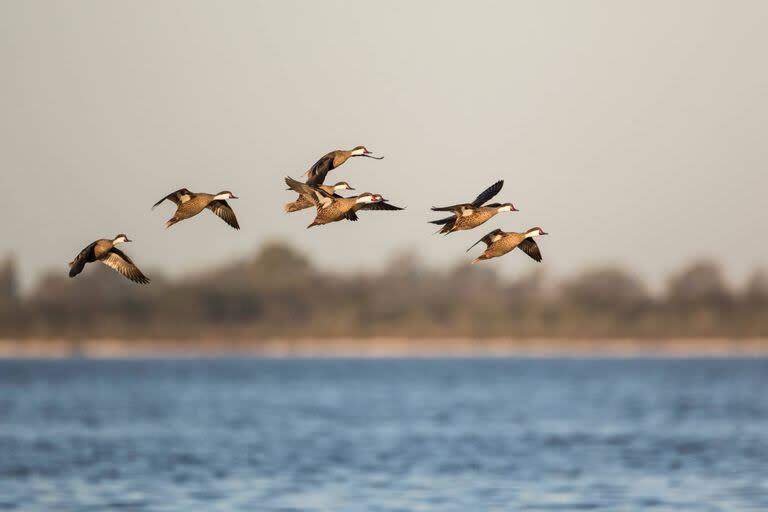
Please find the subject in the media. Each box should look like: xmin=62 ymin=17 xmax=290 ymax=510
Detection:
xmin=68 ymin=145 xmax=548 ymax=285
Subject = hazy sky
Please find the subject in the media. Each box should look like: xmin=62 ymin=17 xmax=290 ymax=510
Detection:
xmin=2 ymin=1 xmax=766 ymax=289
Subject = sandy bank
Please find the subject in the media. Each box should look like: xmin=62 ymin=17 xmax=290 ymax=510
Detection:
xmin=1 ymin=338 xmax=767 ymax=358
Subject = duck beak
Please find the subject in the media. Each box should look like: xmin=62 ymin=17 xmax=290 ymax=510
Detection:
xmin=347 ymin=186 xmax=356 ymax=191
xmin=125 ymin=238 xmax=132 ymax=243
xmin=231 ymin=195 xmax=239 ymax=199
xmin=361 ymin=154 xmax=384 ymax=160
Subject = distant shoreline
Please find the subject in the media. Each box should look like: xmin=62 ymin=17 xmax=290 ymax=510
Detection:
xmin=1 ymin=338 xmax=767 ymax=358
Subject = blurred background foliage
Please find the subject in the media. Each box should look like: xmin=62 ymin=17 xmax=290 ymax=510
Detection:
xmin=0 ymin=241 xmax=766 ymax=341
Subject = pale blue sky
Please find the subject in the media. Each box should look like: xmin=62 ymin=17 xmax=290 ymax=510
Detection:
xmin=1 ymin=1 xmax=766 ymax=289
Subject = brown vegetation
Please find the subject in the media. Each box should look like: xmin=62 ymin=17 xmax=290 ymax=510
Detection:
xmin=0 ymin=242 xmax=766 ymax=342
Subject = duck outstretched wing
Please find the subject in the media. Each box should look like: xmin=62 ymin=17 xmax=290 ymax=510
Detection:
xmin=68 ymin=241 xmax=97 ymax=277
xmin=428 ymin=216 xmax=455 ymax=225
xmin=471 ymin=180 xmax=504 ymax=207
xmin=285 ymin=177 xmax=334 ymax=208
xmin=466 ymin=229 xmax=506 ymax=253
xmin=517 ymin=238 xmax=543 ymax=262
xmin=430 ymin=203 xmax=470 ymax=213
xmin=360 ymin=202 xmax=404 ymax=211
xmin=152 ymin=188 xmax=192 ymax=209
xmin=207 ymin=200 xmax=240 ymax=230
xmin=303 ymin=152 xmax=335 ymax=186
xmin=100 ymin=248 xmax=150 ymax=284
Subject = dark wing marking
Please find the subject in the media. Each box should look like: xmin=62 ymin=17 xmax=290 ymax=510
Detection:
xmin=285 ymin=176 xmax=334 ymax=209
xmin=100 ymin=248 xmax=151 ymax=284
xmin=207 ymin=200 xmax=240 ymax=230
xmin=517 ymin=238 xmax=542 ymax=262
xmin=360 ymin=202 xmax=404 ymax=211
xmin=152 ymin=188 xmax=191 ymax=209
xmin=471 ymin=180 xmax=504 ymax=207
xmin=285 ymin=176 xmax=314 ymax=195
xmin=345 ymin=210 xmax=359 ymax=221
xmin=430 ymin=203 xmax=470 ymax=213
xmin=466 ymin=229 xmax=505 ymax=252
xmin=304 ymin=152 xmax=335 ymax=186
xmin=428 ymin=216 xmax=455 ymax=225
xmin=436 ymin=218 xmax=457 ymax=234
xmin=68 ymin=241 xmax=97 ymax=277
xmin=431 ymin=180 xmax=503 ymax=212
xmin=286 ymin=176 xmax=331 ymax=198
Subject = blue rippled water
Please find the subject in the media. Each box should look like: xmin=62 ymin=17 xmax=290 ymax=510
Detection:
xmin=1 ymin=358 xmax=767 ymax=511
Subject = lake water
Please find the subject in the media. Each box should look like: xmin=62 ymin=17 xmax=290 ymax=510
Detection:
xmin=1 ymin=358 xmax=767 ymax=511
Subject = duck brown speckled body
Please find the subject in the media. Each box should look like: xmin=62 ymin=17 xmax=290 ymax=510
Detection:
xmin=285 ymin=181 xmax=354 ymax=213
xmin=152 ymin=189 xmax=240 ymax=229
xmin=303 ymin=146 xmax=383 ymax=186
xmin=467 ymin=227 xmax=548 ymax=264
xmin=285 ymin=176 xmax=403 ymax=228
xmin=68 ymin=234 xmax=150 ymax=284
xmin=430 ymin=180 xmax=517 ymax=234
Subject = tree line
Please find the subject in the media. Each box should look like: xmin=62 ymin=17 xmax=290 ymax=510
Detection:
xmin=0 ymin=242 xmax=766 ymax=340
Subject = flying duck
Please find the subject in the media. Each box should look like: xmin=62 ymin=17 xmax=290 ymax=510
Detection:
xmin=68 ymin=234 xmax=150 ymax=284
xmin=467 ymin=227 xmax=548 ymax=264
xmin=285 ymin=181 xmax=355 ymax=213
xmin=285 ymin=176 xmax=403 ymax=228
xmin=303 ymin=146 xmax=383 ymax=186
xmin=429 ymin=180 xmax=518 ymax=234
xmin=152 ymin=189 xmax=240 ymax=229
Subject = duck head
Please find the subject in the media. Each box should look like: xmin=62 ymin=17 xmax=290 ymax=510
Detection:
xmin=525 ymin=227 xmax=548 ymax=237
xmin=214 ymin=191 xmax=239 ymax=200
xmin=350 ymin=146 xmax=384 ymax=160
xmin=489 ymin=202 xmax=519 ymax=213
xmin=355 ymin=193 xmax=385 ymax=204
xmin=332 ymin=181 xmax=355 ymax=192
xmin=113 ymin=234 xmax=132 ymax=244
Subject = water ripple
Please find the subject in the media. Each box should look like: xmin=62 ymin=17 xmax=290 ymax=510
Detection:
xmin=0 ymin=358 xmax=766 ymax=511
